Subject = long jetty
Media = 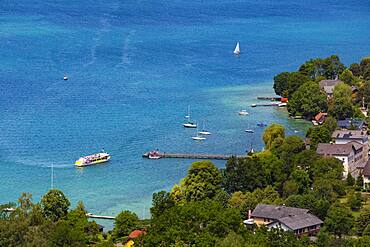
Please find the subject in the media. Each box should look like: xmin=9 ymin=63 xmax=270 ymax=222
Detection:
xmin=86 ymin=213 xmax=115 ymax=220
xmin=143 ymin=152 xmax=245 ymax=160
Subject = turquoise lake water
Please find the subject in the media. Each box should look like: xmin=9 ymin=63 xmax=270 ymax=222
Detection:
xmin=1 ymin=0 xmax=370 ymax=222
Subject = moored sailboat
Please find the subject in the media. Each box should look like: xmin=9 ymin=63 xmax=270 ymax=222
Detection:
xmin=198 ymin=121 xmax=211 ymax=135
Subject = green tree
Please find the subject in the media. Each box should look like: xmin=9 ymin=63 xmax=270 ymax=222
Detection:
xmin=310 ymin=157 xmax=343 ymax=181
xmin=273 ymin=136 xmax=305 ymax=174
xmin=257 ymin=151 xmax=286 ymax=188
xmin=172 ymin=161 xmax=222 ymax=203
xmin=290 ymin=169 xmax=311 ymax=194
xmin=360 ymin=57 xmax=370 ymax=79
xmin=292 ymin=150 xmax=319 ymax=171
xmin=324 ymin=204 xmax=354 ymax=238
xmin=222 ymin=157 xmax=266 ymax=193
xmin=349 ymin=63 xmax=361 ymax=77
xmin=325 ymin=55 xmax=346 ymax=79
xmin=282 ymin=180 xmax=298 ymax=198
xmin=356 ymin=176 xmax=364 ymax=188
xmin=262 ymin=124 xmax=285 ymax=149
xmin=346 ymin=173 xmax=355 ymax=186
xmin=150 ymin=191 xmax=175 ymax=218
xmin=321 ymin=116 xmax=337 ymax=133
xmin=307 ymin=126 xmax=332 ymax=150
xmin=113 ymin=210 xmax=139 ymax=239
xmin=356 ymin=207 xmax=370 ymax=236
xmin=213 ymin=190 xmax=231 ymax=208
xmin=347 ymin=191 xmax=363 ymax=211
xmin=144 ymin=199 xmax=241 ymax=246
xmin=287 ymin=82 xmax=328 ymax=119
xmin=286 ymin=72 xmax=312 ymax=98
xmin=340 ymin=69 xmax=358 ymax=86
xmin=49 ymin=220 xmax=86 ymax=247
xmin=40 ymin=189 xmax=70 ymax=222
xmin=273 ymin=72 xmax=290 ymax=97
xmin=329 ymin=82 xmax=354 ymax=120
xmin=299 ymin=55 xmax=345 ymax=80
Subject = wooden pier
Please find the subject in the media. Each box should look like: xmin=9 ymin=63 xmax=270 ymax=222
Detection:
xmin=252 ymin=103 xmax=279 ymax=107
xmin=86 ymin=213 xmax=115 ymax=220
xmin=257 ymin=96 xmax=281 ymax=101
xmin=143 ymin=152 xmax=245 ymax=160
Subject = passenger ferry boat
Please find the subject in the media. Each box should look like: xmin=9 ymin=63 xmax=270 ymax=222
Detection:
xmin=75 ymin=152 xmax=110 ymax=167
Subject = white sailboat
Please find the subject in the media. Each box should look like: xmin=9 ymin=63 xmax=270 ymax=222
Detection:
xmin=185 ymin=105 xmax=190 ymax=119
xmin=192 ymin=132 xmax=206 ymax=140
xmin=198 ymin=121 xmax=211 ymax=135
xmin=233 ymin=42 xmax=240 ymax=55
xmin=183 ymin=105 xmax=197 ymax=128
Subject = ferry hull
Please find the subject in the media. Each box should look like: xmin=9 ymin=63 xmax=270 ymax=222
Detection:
xmin=75 ymin=155 xmax=110 ymax=167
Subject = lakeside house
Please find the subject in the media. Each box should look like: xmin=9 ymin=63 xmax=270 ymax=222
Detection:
xmin=312 ymin=112 xmax=327 ymax=125
xmin=337 ymin=118 xmax=367 ymax=130
xmin=319 ymin=79 xmax=343 ymax=98
xmin=332 ymin=130 xmax=369 ymax=156
xmin=319 ymin=79 xmax=357 ymax=98
xmin=251 ymin=204 xmax=323 ymax=236
xmin=316 ymin=141 xmax=366 ymax=177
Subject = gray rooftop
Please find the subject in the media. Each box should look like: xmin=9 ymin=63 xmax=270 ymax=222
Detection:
xmin=319 ymin=79 xmax=343 ymax=88
xmin=363 ymin=160 xmax=370 ymax=176
xmin=316 ymin=142 xmax=363 ymax=156
xmin=251 ymin=204 xmax=309 ymax=220
xmin=278 ymin=214 xmax=323 ymax=230
xmin=332 ymin=130 xmax=368 ymax=142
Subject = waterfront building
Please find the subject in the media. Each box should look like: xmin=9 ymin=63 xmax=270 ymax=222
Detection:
xmin=337 ymin=119 xmax=367 ymax=130
xmin=312 ymin=112 xmax=327 ymax=125
xmin=319 ymin=79 xmax=343 ymax=98
xmin=316 ymin=142 xmax=366 ymax=177
xmin=251 ymin=204 xmax=323 ymax=236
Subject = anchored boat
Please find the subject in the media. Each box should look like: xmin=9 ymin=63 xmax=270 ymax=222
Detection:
xmin=75 ymin=152 xmax=110 ymax=167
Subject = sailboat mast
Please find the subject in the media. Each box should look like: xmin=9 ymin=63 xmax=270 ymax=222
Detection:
xmin=51 ymin=163 xmax=54 ymax=189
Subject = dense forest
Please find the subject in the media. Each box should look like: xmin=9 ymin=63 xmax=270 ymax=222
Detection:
xmin=273 ymin=56 xmax=370 ymax=121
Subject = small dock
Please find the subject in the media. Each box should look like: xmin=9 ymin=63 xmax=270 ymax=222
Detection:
xmin=143 ymin=152 xmax=245 ymax=160
xmin=86 ymin=213 xmax=115 ymax=220
xmin=252 ymin=103 xmax=279 ymax=107
xmin=257 ymin=96 xmax=281 ymax=101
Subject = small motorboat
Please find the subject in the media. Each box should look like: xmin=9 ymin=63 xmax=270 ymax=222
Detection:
xmin=238 ymin=110 xmax=249 ymax=116
xmin=148 ymin=150 xmax=161 ymax=159
xmin=257 ymin=122 xmax=267 ymax=127
xmin=63 ymin=75 xmax=68 ymax=81
xmin=278 ymin=102 xmax=287 ymax=107
xmin=245 ymin=129 xmax=254 ymax=133
xmin=251 ymin=104 xmax=257 ymax=107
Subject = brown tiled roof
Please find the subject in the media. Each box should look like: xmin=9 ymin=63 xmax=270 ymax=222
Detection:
xmin=314 ymin=112 xmax=327 ymax=122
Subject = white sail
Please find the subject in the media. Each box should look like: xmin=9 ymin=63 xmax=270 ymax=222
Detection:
xmin=233 ymin=42 xmax=240 ymax=55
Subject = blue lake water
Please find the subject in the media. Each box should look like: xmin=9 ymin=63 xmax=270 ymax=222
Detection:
xmin=1 ymin=0 xmax=370 ymax=222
